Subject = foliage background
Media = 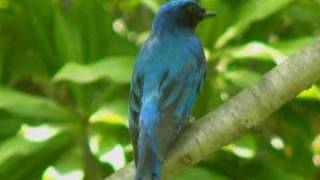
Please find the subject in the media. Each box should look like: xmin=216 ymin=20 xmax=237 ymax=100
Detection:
xmin=1 ymin=0 xmax=320 ymax=179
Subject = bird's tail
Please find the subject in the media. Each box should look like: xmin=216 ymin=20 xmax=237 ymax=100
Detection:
xmin=135 ymin=127 xmax=161 ymax=180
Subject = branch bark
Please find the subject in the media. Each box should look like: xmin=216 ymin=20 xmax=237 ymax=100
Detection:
xmin=106 ymin=38 xmax=320 ymax=180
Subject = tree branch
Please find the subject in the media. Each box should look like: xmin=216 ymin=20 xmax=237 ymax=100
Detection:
xmin=106 ymin=38 xmax=320 ymax=180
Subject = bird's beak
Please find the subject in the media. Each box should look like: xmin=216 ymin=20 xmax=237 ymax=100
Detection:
xmin=202 ymin=11 xmax=217 ymax=19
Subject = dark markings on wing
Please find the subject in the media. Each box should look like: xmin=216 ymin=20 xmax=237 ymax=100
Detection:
xmin=156 ymin=73 xmax=186 ymax=158
xmin=131 ymin=110 xmax=140 ymax=125
xmin=196 ymin=51 xmax=207 ymax=94
xmin=159 ymin=71 xmax=184 ymax=116
xmin=161 ymin=77 xmax=176 ymax=104
xmin=159 ymin=70 xmax=169 ymax=88
xmin=164 ymin=85 xmax=184 ymax=115
xmin=129 ymin=75 xmax=144 ymax=166
xmin=134 ymin=76 xmax=143 ymax=103
xmin=196 ymin=69 xmax=206 ymax=94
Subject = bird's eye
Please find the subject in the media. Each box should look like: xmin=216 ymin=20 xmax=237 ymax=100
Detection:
xmin=186 ymin=5 xmax=197 ymax=14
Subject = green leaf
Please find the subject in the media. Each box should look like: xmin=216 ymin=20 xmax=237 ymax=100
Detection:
xmin=0 ymin=113 xmax=24 ymax=139
xmin=312 ymin=134 xmax=320 ymax=154
xmin=53 ymin=4 xmax=83 ymax=63
xmin=0 ymin=131 xmax=73 ymax=180
xmin=140 ymin=0 xmax=160 ymax=13
xmin=223 ymin=134 xmax=257 ymax=159
xmin=53 ymin=56 xmax=134 ymax=84
xmin=174 ymin=167 xmax=228 ymax=180
xmin=0 ymin=86 xmax=75 ymax=122
xmin=97 ymin=144 xmax=126 ymax=171
xmin=224 ymin=69 xmax=261 ymax=88
xmin=21 ymin=0 xmax=58 ymax=71
xmin=89 ymin=122 xmax=130 ymax=156
xmin=42 ymin=147 xmax=84 ymax=180
xmin=211 ymin=38 xmax=314 ymax=65
xmin=215 ymin=0 xmax=294 ymax=48
xmin=89 ymin=100 xmax=128 ymax=127
xmin=0 ymin=43 xmax=4 ymax=81
xmin=297 ymin=85 xmax=320 ymax=100
xmin=89 ymin=122 xmax=129 ymax=170
xmin=212 ymin=42 xmax=286 ymax=64
xmin=273 ymin=37 xmax=314 ymax=56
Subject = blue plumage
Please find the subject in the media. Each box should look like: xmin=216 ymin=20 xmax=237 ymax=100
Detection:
xmin=129 ymin=1 xmax=215 ymax=179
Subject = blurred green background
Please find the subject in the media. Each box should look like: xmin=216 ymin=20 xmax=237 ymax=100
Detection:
xmin=0 ymin=0 xmax=320 ymax=179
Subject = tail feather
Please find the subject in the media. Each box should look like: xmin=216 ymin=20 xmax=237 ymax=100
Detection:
xmin=135 ymin=94 xmax=162 ymax=180
xmin=135 ymin=128 xmax=161 ymax=180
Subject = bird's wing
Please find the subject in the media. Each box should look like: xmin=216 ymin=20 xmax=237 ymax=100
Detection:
xmin=159 ymin=61 xmax=205 ymax=122
xmin=151 ymin=54 xmax=206 ymax=158
xmin=129 ymin=74 xmax=143 ymax=166
xmin=159 ymin=40 xmax=207 ymax=121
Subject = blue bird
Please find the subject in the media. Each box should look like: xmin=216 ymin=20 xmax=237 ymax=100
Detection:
xmin=129 ymin=1 xmax=215 ymax=179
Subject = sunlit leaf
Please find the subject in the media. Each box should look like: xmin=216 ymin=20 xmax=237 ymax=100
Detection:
xmin=312 ymin=134 xmax=320 ymax=154
xmin=99 ymin=144 xmax=126 ymax=171
xmin=89 ymin=100 xmax=128 ymax=127
xmin=19 ymin=124 xmax=59 ymax=142
xmin=42 ymin=147 xmax=84 ymax=180
xmin=223 ymin=135 xmax=256 ymax=159
xmin=43 ymin=167 xmax=84 ymax=180
xmin=270 ymin=136 xmax=285 ymax=150
xmin=53 ymin=56 xmax=134 ymax=84
xmin=297 ymin=85 xmax=320 ymax=100
xmin=89 ymin=123 xmax=130 ymax=166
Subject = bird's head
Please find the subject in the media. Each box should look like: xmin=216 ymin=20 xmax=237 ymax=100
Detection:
xmin=155 ymin=0 xmax=216 ymax=29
